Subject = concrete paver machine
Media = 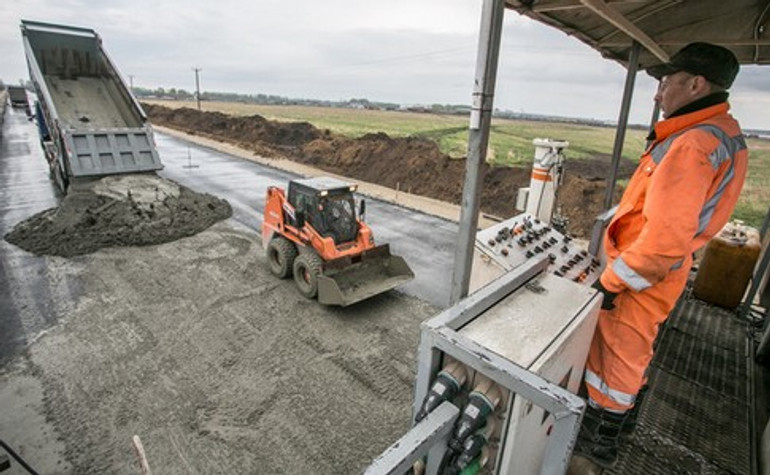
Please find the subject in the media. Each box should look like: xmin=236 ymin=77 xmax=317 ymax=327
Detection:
xmin=262 ymin=177 xmax=414 ymax=306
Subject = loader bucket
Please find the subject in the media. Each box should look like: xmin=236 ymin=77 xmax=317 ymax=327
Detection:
xmin=317 ymin=244 xmax=415 ymax=306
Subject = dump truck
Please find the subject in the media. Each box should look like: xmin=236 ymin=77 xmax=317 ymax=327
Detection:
xmin=262 ymin=177 xmax=414 ymax=306
xmin=6 ymin=86 xmax=30 ymax=114
xmin=20 ymin=20 xmax=163 ymax=192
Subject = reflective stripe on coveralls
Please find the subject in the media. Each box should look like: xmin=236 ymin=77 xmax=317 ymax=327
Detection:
xmin=584 ymin=369 xmax=636 ymax=410
xmin=585 ymin=102 xmax=748 ymax=412
xmin=649 ymin=124 xmax=747 ymax=237
xmin=608 ymin=123 xmax=748 ymax=294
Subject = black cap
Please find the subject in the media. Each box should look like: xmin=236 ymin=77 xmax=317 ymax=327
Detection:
xmin=647 ymin=42 xmax=740 ymax=89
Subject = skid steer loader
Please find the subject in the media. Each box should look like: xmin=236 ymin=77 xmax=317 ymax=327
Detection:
xmin=262 ymin=177 xmax=414 ymax=306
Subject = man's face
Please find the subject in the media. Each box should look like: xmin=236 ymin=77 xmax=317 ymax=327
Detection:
xmin=654 ymin=71 xmax=698 ymax=118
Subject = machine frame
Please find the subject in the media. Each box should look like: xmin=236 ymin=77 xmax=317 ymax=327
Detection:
xmin=368 ymin=255 xmax=601 ymax=474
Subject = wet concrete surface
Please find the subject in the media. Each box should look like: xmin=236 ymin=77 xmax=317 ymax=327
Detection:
xmin=0 ymin=108 xmax=457 ymax=365
xmin=154 ymin=132 xmax=458 ymax=308
xmin=0 ymin=109 xmax=445 ymax=474
xmin=0 ymin=107 xmax=83 ymax=365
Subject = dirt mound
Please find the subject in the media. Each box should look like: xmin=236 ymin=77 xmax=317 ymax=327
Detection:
xmin=5 ymin=174 xmax=232 ymax=257
xmin=144 ymin=104 xmax=323 ymax=151
xmin=144 ymin=104 xmax=636 ymax=237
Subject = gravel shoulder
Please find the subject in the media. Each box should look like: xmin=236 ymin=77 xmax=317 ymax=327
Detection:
xmin=1 ymin=221 xmax=437 ymax=473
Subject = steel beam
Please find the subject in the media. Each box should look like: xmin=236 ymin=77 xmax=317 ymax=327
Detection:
xmin=364 ymin=402 xmax=459 ymax=475
xmin=743 ymin=203 xmax=770 ymax=325
xmin=579 ymin=0 xmax=668 ymax=62
xmin=603 ymin=41 xmax=641 ymax=211
xmin=646 ymin=100 xmax=661 ymax=148
xmin=450 ymin=0 xmax=506 ymax=305
xmin=588 ymin=205 xmax=618 ymax=258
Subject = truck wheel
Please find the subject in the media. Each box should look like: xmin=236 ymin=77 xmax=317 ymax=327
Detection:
xmin=293 ymin=252 xmax=323 ymax=299
xmin=267 ymin=237 xmax=297 ymax=278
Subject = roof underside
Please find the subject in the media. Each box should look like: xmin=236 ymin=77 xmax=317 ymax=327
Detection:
xmin=506 ymin=0 xmax=770 ymax=69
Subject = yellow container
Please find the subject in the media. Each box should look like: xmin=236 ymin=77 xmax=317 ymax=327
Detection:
xmin=693 ymin=222 xmax=761 ymax=309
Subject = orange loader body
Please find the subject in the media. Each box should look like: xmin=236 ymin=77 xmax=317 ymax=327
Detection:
xmin=261 ymin=178 xmax=414 ymax=306
xmin=262 ymin=186 xmax=376 ymax=262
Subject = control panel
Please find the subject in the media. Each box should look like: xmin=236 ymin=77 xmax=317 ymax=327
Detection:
xmin=472 ymin=213 xmax=600 ymax=290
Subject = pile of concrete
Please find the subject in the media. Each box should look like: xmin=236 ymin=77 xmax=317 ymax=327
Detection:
xmin=5 ymin=174 xmax=232 ymax=256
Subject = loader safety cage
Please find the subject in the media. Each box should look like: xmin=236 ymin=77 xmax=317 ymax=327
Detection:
xmin=450 ymin=1 xmax=770 ymax=473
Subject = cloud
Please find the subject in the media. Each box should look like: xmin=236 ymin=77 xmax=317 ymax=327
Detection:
xmin=1 ymin=1 xmax=769 ymax=129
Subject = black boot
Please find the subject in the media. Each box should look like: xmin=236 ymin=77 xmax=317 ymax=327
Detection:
xmin=620 ymin=384 xmax=649 ymax=441
xmin=571 ymin=403 xmax=627 ymax=470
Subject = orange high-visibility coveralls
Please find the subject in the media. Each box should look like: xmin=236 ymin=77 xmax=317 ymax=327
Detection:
xmin=585 ymin=102 xmax=748 ymax=412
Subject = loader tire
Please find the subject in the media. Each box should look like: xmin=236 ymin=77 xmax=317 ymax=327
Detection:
xmin=293 ymin=252 xmax=323 ymax=299
xmin=267 ymin=237 xmax=297 ymax=279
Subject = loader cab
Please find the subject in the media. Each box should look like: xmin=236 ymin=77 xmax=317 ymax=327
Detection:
xmin=287 ymin=177 xmax=359 ymax=244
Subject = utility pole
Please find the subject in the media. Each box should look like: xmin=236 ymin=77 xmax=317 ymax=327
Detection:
xmin=193 ymin=67 xmax=202 ymax=110
xmin=128 ymin=74 xmax=134 ymax=90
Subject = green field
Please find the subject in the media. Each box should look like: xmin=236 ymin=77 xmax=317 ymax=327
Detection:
xmin=146 ymin=100 xmax=768 ymax=228
xmin=737 ymin=139 xmax=770 ymax=228
xmin=147 ymin=100 xmax=649 ymax=164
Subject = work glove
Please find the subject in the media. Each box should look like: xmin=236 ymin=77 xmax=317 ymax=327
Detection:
xmin=592 ymin=279 xmax=618 ymax=310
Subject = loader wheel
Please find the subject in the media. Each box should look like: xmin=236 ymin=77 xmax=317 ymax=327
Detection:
xmin=267 ymin=237 xmax=297 ymax=279
xmin=293 ymin=252 xmax=323 ymax=299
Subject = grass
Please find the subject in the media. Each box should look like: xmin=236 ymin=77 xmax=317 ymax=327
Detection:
xmin=145 ymin=100 xmax=648 ymax=165
xmin=735 ymin=138 xmax=770 ymax=228
xmin=144 ymin=100 xmax=767 ymax=229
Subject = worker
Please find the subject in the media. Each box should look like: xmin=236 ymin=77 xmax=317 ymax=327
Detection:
xmin=569 ymin=42 xmax=748 ymax=474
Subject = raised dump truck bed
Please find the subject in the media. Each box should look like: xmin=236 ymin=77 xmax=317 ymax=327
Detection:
xmin=20 ymin=20 xmax=162 ymax=191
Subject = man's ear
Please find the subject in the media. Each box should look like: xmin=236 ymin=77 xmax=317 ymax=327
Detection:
xmin=691 ymin=75 xmax=711 ymax=95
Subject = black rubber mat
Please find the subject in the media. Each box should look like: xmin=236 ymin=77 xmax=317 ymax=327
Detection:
xmin=607 ymin=296 xmax=753 ymax=475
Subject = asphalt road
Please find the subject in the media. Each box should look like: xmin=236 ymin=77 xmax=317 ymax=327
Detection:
xmin=0 ymin=107 xmax=82 ymax=364
xmin=154 ymin=132 xmax=459 ymax=308
xmin=0 ymin=108 xmax=458 ymax=364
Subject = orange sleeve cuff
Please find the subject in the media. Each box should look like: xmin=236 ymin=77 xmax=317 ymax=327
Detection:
xmin=600 ymin=266 xmax=626 ymax=294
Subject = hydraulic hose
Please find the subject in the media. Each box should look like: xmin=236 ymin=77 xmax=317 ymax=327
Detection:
xmin=415 ymin=361 xmax=467 ymax=423
xmin=457 ymin=446 xmax=490 ymax=475
xmin=452 ymin=418 xmax=496 ymax=473
xmin=448 ymin=380 xmax=502 ymax=453
xmin=439 ymin=380 xmax=501 ymax=475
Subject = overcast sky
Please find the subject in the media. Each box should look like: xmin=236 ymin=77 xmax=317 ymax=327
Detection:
xmin=2 ymin=0 xmax=769 ymax=129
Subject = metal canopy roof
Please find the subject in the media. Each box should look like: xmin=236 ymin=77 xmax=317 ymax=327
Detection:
xmin=506 ymin=0 xmax=770 ymax=69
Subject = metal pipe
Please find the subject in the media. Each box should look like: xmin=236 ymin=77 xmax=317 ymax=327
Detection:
xmin=364 ymin=401 xmax=460 ymax=475
xmin=760 ymin=202 xmax=770 ymax=241
xmin=743 ymin=204 xmax=770 ymax=326
xmin=449 ymin=0 xmax=506 ymax=305
xmin=749 ymin=245 xmax=770 ymax=357
xmin=603 ymin=41 xmax=641 ymax=211
xmin=0 ymin=439 xmax=38 ymax=475
xmin=645 ymin=101 xmax=661 ymax=149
